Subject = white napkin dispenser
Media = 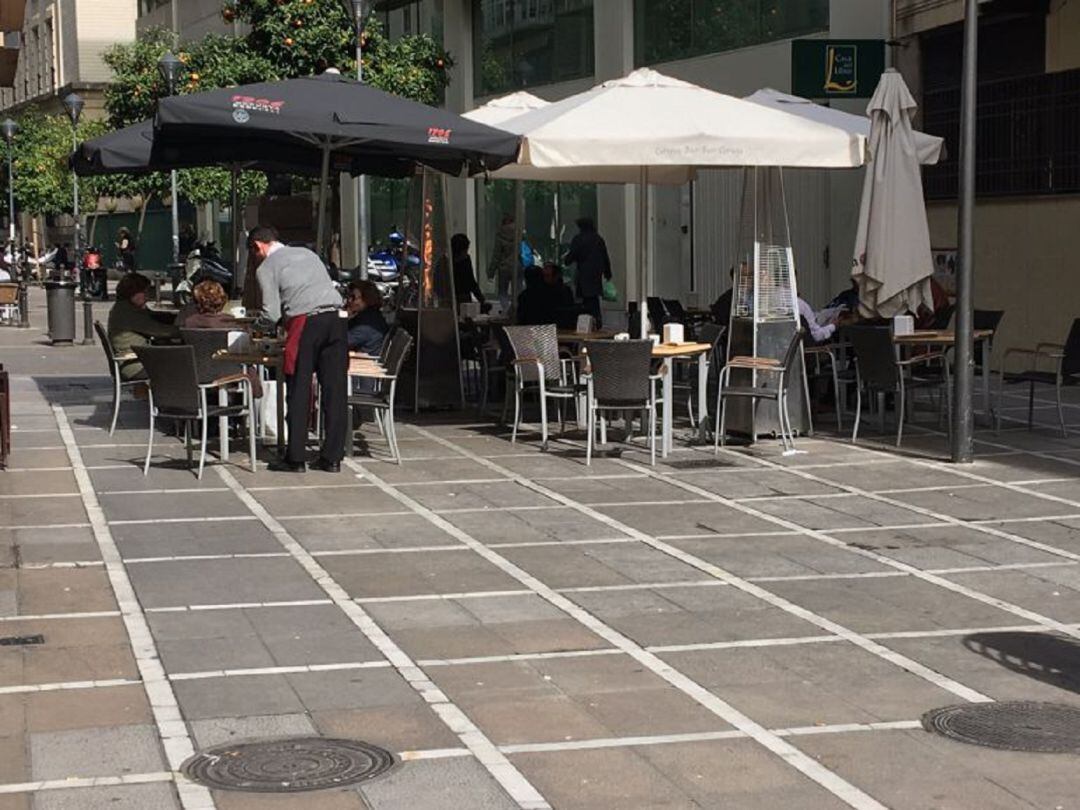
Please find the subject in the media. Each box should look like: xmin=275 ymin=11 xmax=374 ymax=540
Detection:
xmin=576 ymin=314 xmax=595 ymax=334
xmin=663 ymin=323 xmax=685 ymax=344
xmin=892 ymin=315 xmax=915 ymax=336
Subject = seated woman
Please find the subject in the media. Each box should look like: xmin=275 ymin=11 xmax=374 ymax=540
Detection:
xmin=346 ymin=280 xmax=389 ymax=356
xmin=184 ymin=280 xmax=237 ymax=328
xmin=107 ymin=272 xmax=179 ymax=380
xmin=183 ymin=279 xmax=262 ymax=398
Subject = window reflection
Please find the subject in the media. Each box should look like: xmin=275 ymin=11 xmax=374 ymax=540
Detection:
xmin=473 ymin=0 xmax=595 ymax=97
xmin=634 ymin=0 xmax=828 ymax=66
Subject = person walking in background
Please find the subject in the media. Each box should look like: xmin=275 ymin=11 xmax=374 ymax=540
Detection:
xmin=116 ymin=228 xmax=136 ymax=272
xmin=452 ymin=233 xmax=487 ymax=309
xmin=487 ymin=213 xmax=516 ymax=302
xmin=564 ymin=217 xmax=611 ymax=328
xmin=249 ymin=225 xmax=347 ymax=474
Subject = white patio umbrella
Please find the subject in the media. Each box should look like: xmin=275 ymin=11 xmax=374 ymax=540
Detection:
xmin=494 ymin=68 xmax=867 ymax=335
xmin=464 ymin=92 xmax=551 ymax=310
xmin=852 ymin=69 xmax=935 ymax=319
xmin=745 ymin=87 xmax=945 ymax=166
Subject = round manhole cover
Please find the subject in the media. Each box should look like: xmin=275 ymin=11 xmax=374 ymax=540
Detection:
xmin=922 ymin=702 xmax=1080 ymax=754
xmin=181 ymin=738 xmax=396 ymax=792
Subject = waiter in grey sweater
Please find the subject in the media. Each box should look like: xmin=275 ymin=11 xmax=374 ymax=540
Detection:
xmin=248 ymin=225 xmax=347 ymax=473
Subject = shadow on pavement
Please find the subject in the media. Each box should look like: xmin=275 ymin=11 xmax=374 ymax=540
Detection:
xmin=963 ymin=631 xmax=1080 ymax=695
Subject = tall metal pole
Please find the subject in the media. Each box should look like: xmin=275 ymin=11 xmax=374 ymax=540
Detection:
xmin=6 ymin=149 xmax=13 ymax=244
xmin=951 ymin=0 xmax=978 ymax=463
xmin=355 ymin=1 xmax=369 ymax=278
xmin=71 ymin=130 xmax=80 ymax=258
xmin=170 ymin=169 xmax=180 ymax=264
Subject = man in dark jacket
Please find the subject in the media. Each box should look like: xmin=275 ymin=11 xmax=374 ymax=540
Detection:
xmin=563 ymin=217 xmax=611 ymax=328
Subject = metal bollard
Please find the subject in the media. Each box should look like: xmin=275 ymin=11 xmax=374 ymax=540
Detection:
xmin=81 ymin=298 xmax=95 ymax=345
xmin=17 ymin=283 xmax=29 ymax=329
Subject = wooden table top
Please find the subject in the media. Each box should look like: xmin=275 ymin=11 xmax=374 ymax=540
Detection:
xmin=892 ymin=329 xmax=994 ymax=345
xmin=557 ymin=330 xmax=618 ymax=342
xmin=212 ymin=349 xmax=282 ymax=366
xmin=651 ymin=342 xmax=712 ymax=358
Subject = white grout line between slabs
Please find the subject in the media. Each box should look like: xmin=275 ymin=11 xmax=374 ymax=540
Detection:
xmin=52 ymin=404 xmax=215 ymax=810
xmin=358 ymin=435 xmax=892 ymax=810
xmin=214 ymin=464 xmax=552 ymax=810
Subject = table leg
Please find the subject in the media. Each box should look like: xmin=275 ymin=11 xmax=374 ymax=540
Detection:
xmin=218 ymin=387 xmax=230 ymax=462
xmin=662 ymin=357 xmax=674 ymax=457
xmin=982 ymin=337 xmax=991 ymax=425
xmin=696 ymin=352 xmax=709 ymax=443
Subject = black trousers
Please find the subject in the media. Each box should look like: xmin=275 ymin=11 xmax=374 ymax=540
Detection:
xmin=286 ymin=311 xmax=348 ymax=464
xmin=581 ymin=295 xmax=602 ymax=328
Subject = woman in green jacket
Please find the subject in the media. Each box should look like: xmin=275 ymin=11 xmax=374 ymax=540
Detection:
xmin=107 ymin=273 xmax=179 ymax=380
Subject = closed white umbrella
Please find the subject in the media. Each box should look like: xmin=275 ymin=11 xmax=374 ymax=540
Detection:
xmin=852 ymin=69 xmax=935 ymax=319
xmin=745 ymin=87 xmax=945 ymax=166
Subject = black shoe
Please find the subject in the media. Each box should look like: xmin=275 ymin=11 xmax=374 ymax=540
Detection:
xmin=268 ymin=459 xmax=306 ymax=473
xmin=314 ymin=457 xmax=341 ymax=473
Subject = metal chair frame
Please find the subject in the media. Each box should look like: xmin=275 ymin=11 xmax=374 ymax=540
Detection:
xmin=847 ymin=326 xmax=951 ymax=448
xmin=996 ymin=318 xmax=1080 ymax=437
xmin=94 ymin=320 xmax=145 ymax=435
xmin=582 ymin=339 xmax=659 ymax=466
xmin=347 ymin=329 xmax=413 ymax=463
xmin=503 ymin=324 xmax=583 ymax=450
xmin=134 ymin=345 xmax=255 ymax=480
xmin=714 ymin=329 xmax=804 ymax=454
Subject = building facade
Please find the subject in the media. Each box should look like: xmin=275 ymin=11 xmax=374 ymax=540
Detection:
xmin=893 ymin=0 xmax=1080 ymax=354
xmin=0 ymin=0 xmax=137 ymax=118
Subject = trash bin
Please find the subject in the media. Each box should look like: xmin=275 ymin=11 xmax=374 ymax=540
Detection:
xmin=44 ymin=278 xmax=77 ymax=344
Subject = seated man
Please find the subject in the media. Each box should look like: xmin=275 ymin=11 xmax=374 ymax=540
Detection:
xmin=798 ymin=296 xmax=840 ymax=344
xmin=107 ymin=272 xmax=179 ymax=380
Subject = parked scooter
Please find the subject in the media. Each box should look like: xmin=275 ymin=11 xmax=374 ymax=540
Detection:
xmin=79 ymin=246 xmax=108 ymax=300
xmin=173 ymin=241 xmax=233 ymax=306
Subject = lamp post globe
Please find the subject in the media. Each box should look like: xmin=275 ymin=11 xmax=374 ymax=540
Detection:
xmin=62 ymin=93 xmax=84 ymax=127
xmin=157 ymin=51 xmax=182 ymax=96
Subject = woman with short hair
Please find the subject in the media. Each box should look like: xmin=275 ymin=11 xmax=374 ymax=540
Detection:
xmin=107 ymin=273 xmax=179 ymax=380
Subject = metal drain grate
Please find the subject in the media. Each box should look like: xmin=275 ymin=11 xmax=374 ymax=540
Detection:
xmin=181 ymin=738 xmax=396 ymax=793
xmin=663 ymin=459 xmax=735 ymax=470
xmin=0 ymin=635 xmax=44 ymax=646
xmin=922 ymin=702 xmax=1080 ymax=754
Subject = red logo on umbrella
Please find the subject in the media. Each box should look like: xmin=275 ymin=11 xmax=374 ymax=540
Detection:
xmin=427 ymin=127 xmax=452 ymax=145
xmin=232 ymin=95 xmax=285 ymax=114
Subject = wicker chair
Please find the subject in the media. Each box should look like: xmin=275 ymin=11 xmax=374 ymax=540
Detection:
xmin=714 ymin=329 xmax=804 ymax=454
xmin=94 ymin=320 xmax=146 ymax=435
xmin=583 ymin=339 xmax=659 ymax=465
xmin=848 ymin=325 xmax=951 ymax=447
xmin=503 ymin=324 xmax=584 ymax=449
xmin=347 ymin=328 xmax=413 ymax=463
xmin=133 ymin=345 xmax=255 ymax=479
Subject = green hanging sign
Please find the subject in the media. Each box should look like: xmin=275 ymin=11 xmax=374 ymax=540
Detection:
xmin=791 ymin=39 xmax=886 ymax=99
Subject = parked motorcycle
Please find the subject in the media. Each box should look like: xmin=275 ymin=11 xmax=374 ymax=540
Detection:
xmin=173 ymin=241 xmax=233 ymax=307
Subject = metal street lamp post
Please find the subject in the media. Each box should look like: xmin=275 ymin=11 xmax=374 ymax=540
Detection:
xmin=347 ymin=0 xmax=369 ymax=277
xmin=62 ymin=93 xmax=84 ymax=261
xmin=158 ymin=51 xmax=182 ymax=265
xmin=952 ymin=0 xmax=979 ymax=464
xmin=2 ymin=118 xmax=17 ymax=247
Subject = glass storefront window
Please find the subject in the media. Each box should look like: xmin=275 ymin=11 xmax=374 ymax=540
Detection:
xmin=373 ymin=0 xmax=444 ymax=41
xmin=634 ymin=0 xmax=828 ymax=66
xmin=473 ymin=0 xmax=595 ymax=97
xmin=474 ymin=179 xmax=598 ymax=299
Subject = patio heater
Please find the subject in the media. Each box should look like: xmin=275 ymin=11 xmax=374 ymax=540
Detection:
xmin=157 ymin=51 xmax=182 ymax=265
xmin=396 ymin=167 xmax=464 ymax=411
xmin=725 ymin=167 xmax=811 ymax=439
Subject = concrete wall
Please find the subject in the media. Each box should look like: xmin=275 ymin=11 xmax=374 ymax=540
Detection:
xmin=926 ymin=195 xmax=1080 ymax=360
xmin=1047 ymin=0 xmax=1080 ymax=72
xmin=75 ymin=0 xmax=136 ymax=83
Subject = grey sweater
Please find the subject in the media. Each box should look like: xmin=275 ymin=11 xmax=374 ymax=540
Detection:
xmin=256 ymin=246 xmax=342 ymax=322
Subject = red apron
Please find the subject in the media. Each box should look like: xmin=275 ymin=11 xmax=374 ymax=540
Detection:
xmin=282 ymin=314 xmax=308 ymax=376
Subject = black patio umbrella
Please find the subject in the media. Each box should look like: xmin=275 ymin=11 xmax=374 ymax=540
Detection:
xmin=71 ymin=119 xmax=412 ymax=178
xmin=153 ymin=71 xmax=522 ymax=251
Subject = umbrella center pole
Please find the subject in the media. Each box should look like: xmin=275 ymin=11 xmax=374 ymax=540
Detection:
xmin=316 ymin=144 xmax=332 ymax=259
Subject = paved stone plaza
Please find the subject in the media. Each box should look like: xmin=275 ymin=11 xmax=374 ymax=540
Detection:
xmin=3 ymin=292 xmax=1080 ymax=809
